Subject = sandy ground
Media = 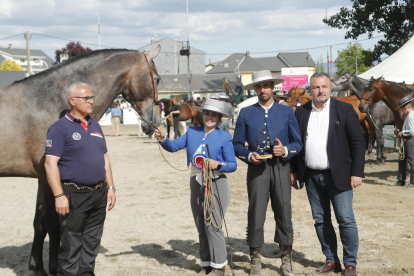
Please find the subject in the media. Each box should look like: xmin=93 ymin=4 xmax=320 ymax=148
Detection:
xmin=1 ymin=124 xmax=414 ymax=276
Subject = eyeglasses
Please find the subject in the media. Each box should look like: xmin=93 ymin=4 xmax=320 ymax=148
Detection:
xmin=70 ymin=96 xmax=96 ymax=103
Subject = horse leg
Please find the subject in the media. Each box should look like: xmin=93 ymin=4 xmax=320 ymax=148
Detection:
xmin=28 ymin=180 xmax=48 ymax=276
xmin=41 ymin=176 xmax=60 ymax=275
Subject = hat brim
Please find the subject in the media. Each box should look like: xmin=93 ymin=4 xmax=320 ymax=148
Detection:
xmin=193 ymin=106 xmax=232 ymax=118
xmin=243 ymin=78 xmax=285 ymax=90
xmin=395 ymin=98 xmax=414 ymax=110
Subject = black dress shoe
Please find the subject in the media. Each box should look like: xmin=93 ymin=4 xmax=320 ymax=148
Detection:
xmin=345 ymin=265 xmax=357 ymax=276
xmin=395 ymin=180 xmax=406 ymax=186
xmin=316 ymin=262 xmax=342 ymax=274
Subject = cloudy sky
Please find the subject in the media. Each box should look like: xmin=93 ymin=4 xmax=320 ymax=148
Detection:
xmin=0 ymin=0 xmax=383 ymax=65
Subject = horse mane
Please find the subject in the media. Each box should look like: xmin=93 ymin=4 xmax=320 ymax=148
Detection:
xmin=12 ymin=48 xmax=133 ymax=85
xmin=382 ymin=80 xmax=411 ymax=90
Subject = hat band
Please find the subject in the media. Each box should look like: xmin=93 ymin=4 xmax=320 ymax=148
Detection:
xmin=251 ymin=75 xmax=274 ymax=84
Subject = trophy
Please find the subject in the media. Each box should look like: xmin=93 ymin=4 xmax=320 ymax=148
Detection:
xmin=254 ymin=127 xmax=273 ymax=159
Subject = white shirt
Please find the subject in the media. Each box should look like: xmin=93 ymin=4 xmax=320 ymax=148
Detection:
xmin=403 ymin=110 xmax=414 ymax=136
xmin=305 ymin=98 xmax=331 ymax=170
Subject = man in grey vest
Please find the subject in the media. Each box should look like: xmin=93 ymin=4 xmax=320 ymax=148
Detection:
xmin=217 ymin=92 xmax=234 ymax=133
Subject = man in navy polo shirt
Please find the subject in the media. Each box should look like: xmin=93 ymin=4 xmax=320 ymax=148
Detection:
xmin=45 ymin=82 xmax=116 ymax=276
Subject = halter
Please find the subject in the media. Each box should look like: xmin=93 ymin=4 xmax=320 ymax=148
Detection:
xmin=332 ymin=74 xmax=353 ymax=86
xmin=133 ymin=54 xmax=160 ymax=131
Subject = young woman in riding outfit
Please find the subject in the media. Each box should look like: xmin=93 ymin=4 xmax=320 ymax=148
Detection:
xmin=155 ymin=99 xmax=237 ymax=276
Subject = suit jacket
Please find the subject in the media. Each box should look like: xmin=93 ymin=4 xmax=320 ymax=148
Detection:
xmin=233 ymin=102 xmax=302 ymax=164
xmin=291 ymin=98 xmax=365 ymax=191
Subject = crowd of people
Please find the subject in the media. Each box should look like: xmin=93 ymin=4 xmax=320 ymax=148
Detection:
xmin=48 ymin=69 xmax=414 ymax=276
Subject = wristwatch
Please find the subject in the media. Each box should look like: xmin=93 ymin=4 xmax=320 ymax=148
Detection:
xmin=216 ymin=163 xmax=222 ymax=171
xmin=108 ymin=186 xmax=116 ymax=192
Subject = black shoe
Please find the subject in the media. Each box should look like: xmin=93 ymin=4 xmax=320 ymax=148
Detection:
xmin=395 ymin=180 xmax=406 ymax=186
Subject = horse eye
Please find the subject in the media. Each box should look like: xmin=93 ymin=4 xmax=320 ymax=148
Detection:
xmin=155 ymin=78 xmax=160 ymax=85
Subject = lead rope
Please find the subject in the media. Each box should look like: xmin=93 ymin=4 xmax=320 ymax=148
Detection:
xmin=202 ymin=156 xmax=234 ymax=276
xmin=399 ymin=137 xmax=406 ymax=161
xmin=156 ymin=142 xmax=190 ymax=171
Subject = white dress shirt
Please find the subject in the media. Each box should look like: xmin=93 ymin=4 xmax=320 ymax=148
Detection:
xmin=402 ymin=110 xmax=414 ymax=136
xmin=305 ymin=98 xmax=331 ymax=170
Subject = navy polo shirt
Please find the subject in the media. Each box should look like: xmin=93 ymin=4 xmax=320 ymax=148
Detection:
xmin=45 ymin=112 xmax=108 ymax=186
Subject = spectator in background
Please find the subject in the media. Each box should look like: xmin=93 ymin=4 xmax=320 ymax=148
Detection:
xmin=202 ymin=97 xmax=206 ymax=105
xmin=111 ymin=102 xmax=122 ymax=136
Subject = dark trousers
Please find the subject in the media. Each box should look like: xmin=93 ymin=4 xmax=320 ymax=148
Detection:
xmin=398 ymin=136 xmax=414 ymax=183
xmin=304 ymin=168 xmax=358 ymax=267
xmin=173 ymin=118 xmax=181 ymax=139
xmin=246 ymin=157 xmax=293 ymax=248
xmin=58 ymin=183 xmax=107 ymax=276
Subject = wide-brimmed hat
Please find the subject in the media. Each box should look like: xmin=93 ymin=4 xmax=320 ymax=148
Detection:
xmin=396 ymin=96 xmax=414 ymax=110
xmin=243 ymin=70 xmax=285 ymax=90
xmin=193 ymin=99 xmax=232 ymax=118
xmin=275 ymin=91 xmax=287 ymax=98
xmin=210 ymin=94 xmax=219 ymax=99
xmin=218 ymin=92 xmax=229 ymax=99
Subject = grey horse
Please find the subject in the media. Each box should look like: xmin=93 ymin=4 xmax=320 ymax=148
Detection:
xmin=332 ymin=72 xmax=394 ymax=163
xmin=0 ymin=47 xmax=161 ymax=275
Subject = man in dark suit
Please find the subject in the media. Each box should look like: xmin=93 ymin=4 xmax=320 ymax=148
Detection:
xmin=291 ymin=72 xmax=365 ymax=276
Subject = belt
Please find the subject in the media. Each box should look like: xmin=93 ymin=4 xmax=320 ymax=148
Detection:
xmin=306 ymin=167 xmax=330 ymax=171
xmin=62 ymin=181 xmax=105 ymax=190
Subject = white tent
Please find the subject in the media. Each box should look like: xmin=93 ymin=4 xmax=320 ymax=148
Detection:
xmin=359 ymin=36 xmax=414 ymax=84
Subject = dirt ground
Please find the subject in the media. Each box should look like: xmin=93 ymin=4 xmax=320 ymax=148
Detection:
xmin=1 ymin=124 xmax=413 ymax=276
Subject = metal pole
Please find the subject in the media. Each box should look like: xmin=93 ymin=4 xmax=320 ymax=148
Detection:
xmin=236 ymin=59 xmax=240 ymax=78
xmin=98 ymin=15 xmax=101 ymax=50
xmin=187 ymin=42 xmax=191 ymax=100
xmin=330 ymin=45 xmax=333 ymax=77
xmin=356 ymin=56 xmax=358 ymax=76
xmin=26 ymin=30 xmax=32 ymax=76
xmin=326 ymin=8 xmax=329 ymax=76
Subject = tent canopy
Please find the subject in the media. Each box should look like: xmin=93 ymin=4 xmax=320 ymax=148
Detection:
xmin=359 ymin=36 xmax=414 ymax=84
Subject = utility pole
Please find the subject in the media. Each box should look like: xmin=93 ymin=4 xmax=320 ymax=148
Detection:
xmin=356 ymin=56 xmax=358 ymax=76
xmin=326 ymin=8 xmax=329 ymax=76
xmin=26 ymin=30 xmax=32 ymax=76
xmin=98 ymin=15 xmax=101 ymax=50
xmin=186 ymin=0 xmax=191 ymax=100
xmin=330 ymin=45 xmax=333 ymax=78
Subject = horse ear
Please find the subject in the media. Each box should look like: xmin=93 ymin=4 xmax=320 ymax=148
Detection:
xmin=145 ymin=45 xmax=161 ymax=61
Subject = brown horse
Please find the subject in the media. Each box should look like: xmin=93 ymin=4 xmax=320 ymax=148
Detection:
xmin=160 ymin=99 xmax=203 ymax=137
xmin=0 ymin=47 xmax=161 ymax=276
xmin=287 ymin=86 xmax=376 ymax=153
xmin=359 ymin=77 xmax=413 ymax=130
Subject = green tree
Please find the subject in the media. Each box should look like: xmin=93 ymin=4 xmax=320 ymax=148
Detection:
xmin=335 ymin=43 xmax=373 ymax=77
xmin=0 ymin=60 xmax=24 ymax=71
xmin=314 ymin=55 xmax=325 ymax=73
xmin=324 ymin=0 xmax=414 ymax=63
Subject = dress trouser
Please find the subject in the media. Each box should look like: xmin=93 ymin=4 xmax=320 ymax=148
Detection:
xmin=173 ymin=118 xmax=181 ymax=139
xmin=112 ymin=117 xmax=120 ymax=136
xmin=398 ymin=136 xmax=414 ymax=183
xmin=190 ymin=175 xmax=231 ymax=269
xmin=246 ymin=157 xmax=293 ymax=248
xmin=58 ymin=183 xmax=107 ymax=276
xmin=219 ymin=120 xmax=230 ymax=133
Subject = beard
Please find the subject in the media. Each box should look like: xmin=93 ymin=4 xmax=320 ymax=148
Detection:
xmin=312 ymin=93 xmax=330 ymax=104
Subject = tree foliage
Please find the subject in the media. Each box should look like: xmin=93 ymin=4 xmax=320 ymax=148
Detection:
xmin=334 ymin=43 xmax=373 ymax=77
xmin=0 ymin=60 xmax=24 ymax=71
xmin=324 ymin=0 xmax=414 ymax=63
xmin=54 ymin=42 xmax=93 ymax=63
xmin=314 ymin=55 xmax=325 ymax=73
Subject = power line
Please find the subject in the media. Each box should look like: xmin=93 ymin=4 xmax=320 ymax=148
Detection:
xmin=1 ymin=32 xmax=385 ymax=56
xmin=0 ymin=33 xmax=25 ymax=41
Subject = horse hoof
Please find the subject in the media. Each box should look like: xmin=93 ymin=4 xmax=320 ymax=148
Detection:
xmin=375 ymin=160 xmax=380 ymax=164
xmin=381 ymin=159 xmax=386 ymax=164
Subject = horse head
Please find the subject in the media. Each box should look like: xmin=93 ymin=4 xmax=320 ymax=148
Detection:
xmin=118 ymin=46 xmax=161 ymax=135
xmin=332 ymin=71 xmax=356 ymax=91
xmin=358 ymin=76 xmax=382 ymax=113
xmin=286 ymin=86 xmax=309 ymax=110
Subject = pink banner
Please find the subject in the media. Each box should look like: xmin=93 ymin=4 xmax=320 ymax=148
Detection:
xmin=281 ymin=75 xmax=308 ymax=91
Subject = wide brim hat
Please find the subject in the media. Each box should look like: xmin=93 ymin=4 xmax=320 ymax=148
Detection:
xmin=210 ymin=94 xmax=219 ymax=99
xmin=218 ymin=92 xmax=229 ymax=99
xmin=243 ymin=70 xmax=285 ymax=90
xmin=193 ymin=98 xmax=232 ymax=118
xmin=396 ymin=96 xmax=414 ymax=110
xmin=275 ymin=91 xmax=287 ymax=98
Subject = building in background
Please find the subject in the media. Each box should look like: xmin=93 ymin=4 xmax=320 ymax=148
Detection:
xmin=138 ymin=37 xmax=206 ymax=75
xmin=0 ymin=44 xmax=54 ymax=74
xmin=207 ymin=51 xmax=315 ymax=92
xmin=157 ymin=73 xmax=242 ymax=101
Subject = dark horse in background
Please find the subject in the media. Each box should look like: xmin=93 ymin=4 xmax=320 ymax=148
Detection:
xmin=0 ymin=47 xmax=161 ymax=275
xmin=333 ymin=72 xmax=395 ymax=163
xmin=160 ymin=99 xmax=203 ymax=138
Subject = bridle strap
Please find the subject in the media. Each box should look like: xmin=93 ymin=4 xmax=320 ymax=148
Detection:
xmin=143 ymin=54 xmax=158 ymax=104
xmin=332 ymin=74 xmax=353 ymax=86
xmin=361 ymin=97 xmax=371 ymax=102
